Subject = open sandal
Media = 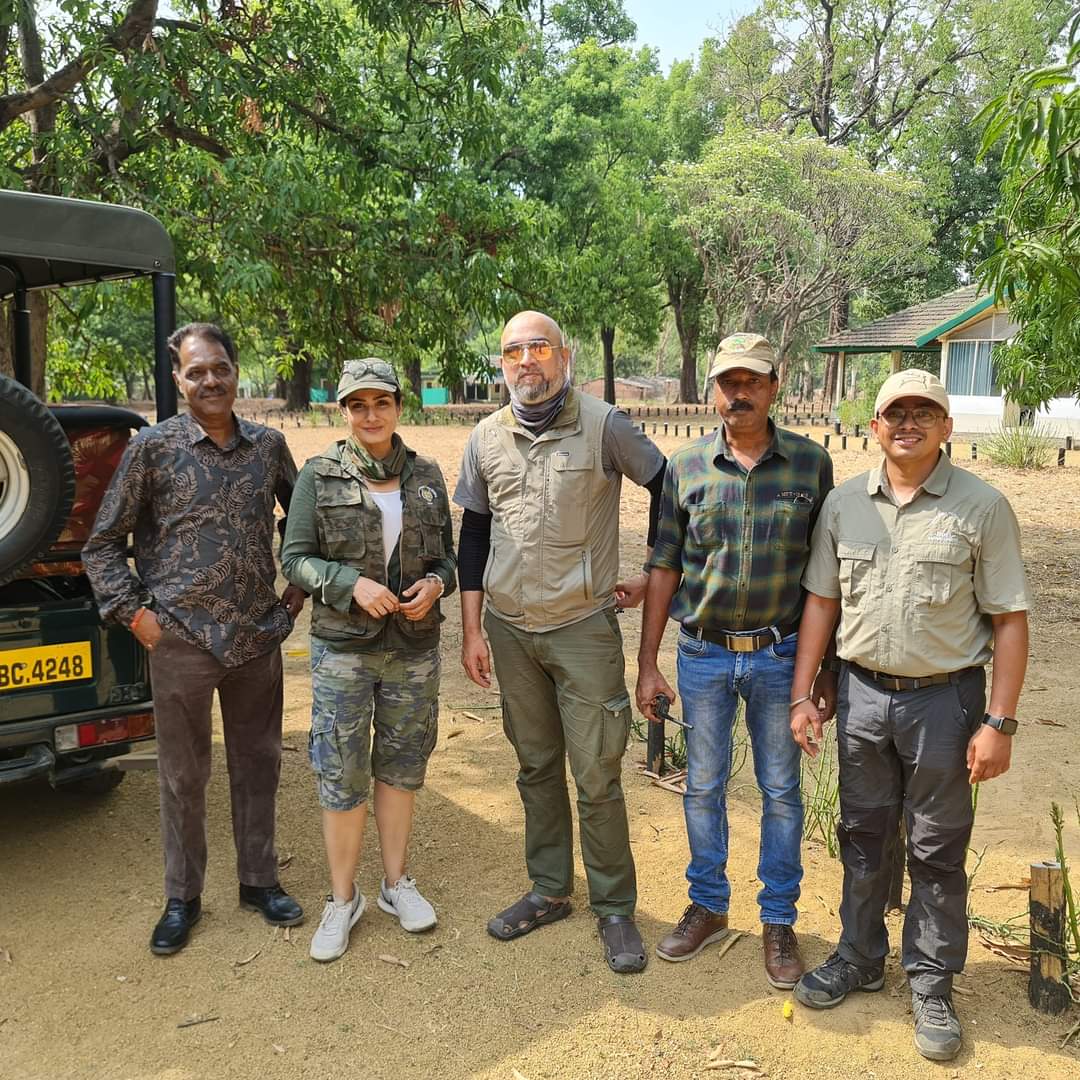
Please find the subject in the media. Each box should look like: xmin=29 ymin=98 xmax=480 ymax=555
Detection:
xmin=487 ymin=891 xmax=572 ymax=941
xmin=598 ymin=915 xmax=647 ymax=973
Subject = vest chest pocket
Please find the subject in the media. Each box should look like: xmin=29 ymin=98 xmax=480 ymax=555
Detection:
xmin=913 ymin=541 xmax=970 ymax=607
xmin=837 ymin=540 xmax=875 ymax=601
xmin=546 ymin=450 xmax=594 ymax=544
xmin=318 ymin=500 xmax=368 ymax=562
xmin=417 ymin=505 xmax=446 ymax=560
xmin=687 ymin=504 xmax=728 ymax=549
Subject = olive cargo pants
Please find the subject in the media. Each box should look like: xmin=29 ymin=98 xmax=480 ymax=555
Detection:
xmin=485 ymin=608 xmax=637 ymax=918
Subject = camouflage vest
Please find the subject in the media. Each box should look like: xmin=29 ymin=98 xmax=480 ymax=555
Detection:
xmin=308 ymin=442 xmax=448 ymax=645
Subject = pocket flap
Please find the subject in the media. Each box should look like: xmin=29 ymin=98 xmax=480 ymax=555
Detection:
xmin=910 ymin=541 xmax=968 ymax=565
xmin=602 ymin=691 xmax=632 ymax=715
xmin=551 ymin=450 xmax=594 ymax=472
xmin=837 ymin=540 xmax=876 ymax=562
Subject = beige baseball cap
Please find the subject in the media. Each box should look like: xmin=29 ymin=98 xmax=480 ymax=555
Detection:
xmin=874 ymin=368 xmax=950 ymax=417
xmin=336 ymin=358 xmax=400 ymax=402
xmin=706 ymin=333 xmax=777 ymax=379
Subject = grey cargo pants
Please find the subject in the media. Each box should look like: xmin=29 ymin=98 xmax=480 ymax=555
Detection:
xmin=835 ymin=663 xmax=986 ymax=996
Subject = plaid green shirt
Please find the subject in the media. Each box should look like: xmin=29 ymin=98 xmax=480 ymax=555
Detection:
xmin=649 ymin=423 xmax=833 ymax=632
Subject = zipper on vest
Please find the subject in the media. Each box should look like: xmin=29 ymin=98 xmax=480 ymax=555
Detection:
xmin=581 ymin=551 xmax=590 ymax=600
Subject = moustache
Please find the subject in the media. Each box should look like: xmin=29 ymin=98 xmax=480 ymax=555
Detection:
xmin=728 ymin=401 xmax=754 ymax=412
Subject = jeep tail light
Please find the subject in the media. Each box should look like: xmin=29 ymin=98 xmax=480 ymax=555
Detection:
xmin=55 ymin=712 xmax=154 ymax=752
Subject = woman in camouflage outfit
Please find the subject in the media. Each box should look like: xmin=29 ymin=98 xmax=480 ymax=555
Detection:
xmin=281 ymin=359 xmax=456 ymax=962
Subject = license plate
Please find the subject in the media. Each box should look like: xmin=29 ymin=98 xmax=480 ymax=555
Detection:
xmin=0 ymin=642 xmax=93 ymax=692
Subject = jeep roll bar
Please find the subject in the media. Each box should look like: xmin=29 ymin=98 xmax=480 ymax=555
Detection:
xmin=0 ymin=192 xmax=178 ymax=420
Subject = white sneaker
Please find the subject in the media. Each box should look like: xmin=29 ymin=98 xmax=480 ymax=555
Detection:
xmin=309 ymin=886 xmax=366 ymax=962
xmin=378 ymin=875 xmax=437 ymax=932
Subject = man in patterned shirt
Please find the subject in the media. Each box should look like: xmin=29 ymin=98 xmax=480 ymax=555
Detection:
xmin=84 ymin=322 xmax=306 ymax=956
xmin=636 ymin=333 xmax=834 ymax=988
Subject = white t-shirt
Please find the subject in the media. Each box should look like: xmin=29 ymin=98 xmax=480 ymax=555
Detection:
xmin=369 ymin=488 xmax=403 ymax=572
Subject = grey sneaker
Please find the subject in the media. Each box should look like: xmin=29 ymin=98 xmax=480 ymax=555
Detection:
xmin=378 ymin=875 xmax=437 ymax=932
xmin=309 ymin=887 xmax=366 ymax=962
xmin=912 ymin=992 xmax=962 ymax=1061
xmin=794 ymin=951 xmax=885 ymax=1008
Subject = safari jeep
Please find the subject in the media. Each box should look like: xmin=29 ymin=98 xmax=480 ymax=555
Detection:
xmin=0 ymin=191 xmax=177 ymax=792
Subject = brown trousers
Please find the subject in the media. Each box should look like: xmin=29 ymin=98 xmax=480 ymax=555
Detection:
xmin=149 ymin=629 xmax=284 ymax=900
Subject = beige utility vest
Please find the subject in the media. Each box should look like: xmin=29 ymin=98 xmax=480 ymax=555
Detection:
xmin=479 ymin=389 xmax=621 ymax=632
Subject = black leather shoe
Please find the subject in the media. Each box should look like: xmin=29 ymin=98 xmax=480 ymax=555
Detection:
xmin=150 ymin=897 xmax=201 ymax=956
xmin=239 ymin=883 xmax=304 ymax=926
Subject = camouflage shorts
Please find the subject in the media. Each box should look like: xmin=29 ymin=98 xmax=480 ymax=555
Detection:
xmin=308 ymin=637 xmax=440 ymax=812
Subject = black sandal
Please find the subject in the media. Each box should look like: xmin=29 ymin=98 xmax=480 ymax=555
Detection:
xmin=487 ymin=891 xmax=572 ymax=941
xmin=598 ymin=915 xmax=647 ymax=973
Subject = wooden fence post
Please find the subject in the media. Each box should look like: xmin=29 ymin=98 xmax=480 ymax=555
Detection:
xmin=1028 ymin=861 xmax=1072 ymax=1014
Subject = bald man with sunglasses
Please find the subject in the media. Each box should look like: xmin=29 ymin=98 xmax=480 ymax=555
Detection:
xmin=454 ymin=310 xmax=665 ymax=973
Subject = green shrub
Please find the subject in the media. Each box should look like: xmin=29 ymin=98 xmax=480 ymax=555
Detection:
xmin=982 ymin=422 xmax=1058 ymax=469
xmin=837 ymin=396 xmax=875 ymax=430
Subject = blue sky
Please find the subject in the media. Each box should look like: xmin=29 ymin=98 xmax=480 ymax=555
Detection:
xmin=622 ymin=0 xmax=756 ymax=67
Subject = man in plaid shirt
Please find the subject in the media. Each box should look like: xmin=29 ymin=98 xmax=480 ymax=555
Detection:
xmin=636 ymin=333 xmax=834 ymax=989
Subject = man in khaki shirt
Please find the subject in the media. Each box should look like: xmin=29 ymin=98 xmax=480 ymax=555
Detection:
xmin=787 ymin=370 xmax=1029 ymax=1063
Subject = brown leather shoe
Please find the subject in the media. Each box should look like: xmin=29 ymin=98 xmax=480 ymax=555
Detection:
xmin=655 ymin=902 xmax=729 ymax=962
xmin=763 ymin=924 xmax=804 ymax=989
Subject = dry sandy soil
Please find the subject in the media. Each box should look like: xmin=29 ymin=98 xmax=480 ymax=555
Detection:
xmin=3 ymin=420 xmax=1079 ymax=1080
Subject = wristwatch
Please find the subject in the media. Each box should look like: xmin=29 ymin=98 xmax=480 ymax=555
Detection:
xmin=982 ymin=713 xmax=1018 ymax=735
xmin=820 ymin=658 xmax=841 ymax=674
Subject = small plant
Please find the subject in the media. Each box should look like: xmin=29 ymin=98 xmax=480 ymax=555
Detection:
xmin=982 ymin=422 xmax=1058 ymax=469
xmin=800 ymin=725 xmax=841 ymax=856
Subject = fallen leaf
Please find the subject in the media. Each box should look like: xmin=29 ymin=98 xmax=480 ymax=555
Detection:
xmin=273 ymin=1044 xmax=286 ymax=1054
xmin=378 ymin=953 xmax=410 ymax=969
xmin=978 ymin=937 xmax=1031 ymax=965
xmin=446 ymin=729 xmax=463 ymax=740
xmin=782 ymin=999 xmax=794 ymax=1020
xmin=1036 ymin=718 xmax=1065 ymax=727
xmin=177 ymin=1014 xmax=220 ymax=1029
xmin=234 ymin=949 xmax=261 ymax=967
xmin=983 ymin=879 xmax=1030 ymax=892
xmin=278 ymin=853 xmax=294 ymax=869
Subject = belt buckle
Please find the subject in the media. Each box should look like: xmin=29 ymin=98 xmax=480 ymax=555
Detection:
xmin=728 ymin=634 xmax=759 ymax=653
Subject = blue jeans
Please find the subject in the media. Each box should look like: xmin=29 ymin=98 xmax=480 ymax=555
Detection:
xmin=676 ymin=628 xmax=804 ymax=924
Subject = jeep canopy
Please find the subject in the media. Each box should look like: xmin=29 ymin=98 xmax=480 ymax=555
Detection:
xmin=0 ymin=191 xmax=176 ymax=421
xmin=0 ymin=191 xmax=175 ymax=293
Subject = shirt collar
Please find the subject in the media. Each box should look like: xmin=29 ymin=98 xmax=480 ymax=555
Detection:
xmin=183 ymin=411 xmax=251 ymax=451
xmin=713 ymin=419 xmax=784 ymax=466
xmin=869 ymin=450 xmax=953 ymax=500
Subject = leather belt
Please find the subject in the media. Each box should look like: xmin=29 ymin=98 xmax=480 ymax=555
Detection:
xmin=849 ymin=662 xmax=977 ymax=692
xmin=683 ymin=622 xmax=798 ymax=654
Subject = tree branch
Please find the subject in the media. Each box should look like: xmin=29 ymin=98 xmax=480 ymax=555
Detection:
xmin=0 ymin=0 xmax=158 ymax=134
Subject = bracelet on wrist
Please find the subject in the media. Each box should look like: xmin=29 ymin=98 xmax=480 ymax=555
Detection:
xmin=424 ymin=573 xmax=445 ymax=598
xmin=789 ymin=694 xmax=812 ymax=710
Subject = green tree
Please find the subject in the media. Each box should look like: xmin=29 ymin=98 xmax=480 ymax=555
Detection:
xmin=976 ymin=14 xmax=1080 ymax=403
xmin=666 ymin=129 xmax=930 ymax=386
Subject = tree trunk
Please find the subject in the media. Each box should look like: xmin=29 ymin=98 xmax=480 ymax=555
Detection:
xmin=0 ymin=301 xmax=11 ymax=379
xmin=823 ymin=288 xmax=849 ymax=410
xmin=284 ymin=352 xmax=312 ymax=411
xmin=27 ymin=292 xmax=46 ymax=398
xmin=670 ymin=283 xmax=700 ymax=405
xmin=600 ymin=325 xmax=616 ymax=405
xmin=404 ymin=355 xmax=422 ymax=406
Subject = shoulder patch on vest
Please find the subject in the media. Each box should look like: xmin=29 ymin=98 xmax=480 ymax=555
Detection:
xmin=418 ymin=484 xmax=437 ymax=503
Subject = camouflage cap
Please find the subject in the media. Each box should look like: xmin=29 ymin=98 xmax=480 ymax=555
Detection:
xmin=707 ymin=333 xmax=776 ymax=379
xmin=336 ymin=358 xmax=400 ymax=402
xmin=874 ymin=368 xmax=950 ymax=417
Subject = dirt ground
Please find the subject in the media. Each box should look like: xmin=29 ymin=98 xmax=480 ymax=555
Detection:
xmin=3 ymin=421 xmax=1079 ymax=1080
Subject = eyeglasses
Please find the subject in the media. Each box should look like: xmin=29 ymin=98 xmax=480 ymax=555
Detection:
xmin=878 ymin=407 xmax=945 ymax=429
xmin=343 ymin=359 xmax=397 ymax=380
xmin=501 ymin=339 xmax=560 ymax=366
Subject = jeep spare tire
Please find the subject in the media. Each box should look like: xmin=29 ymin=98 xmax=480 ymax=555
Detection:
xmin=0 ymin=374 xmax=75 ymax=584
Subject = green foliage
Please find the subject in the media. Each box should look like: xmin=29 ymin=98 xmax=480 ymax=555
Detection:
xmin=665 ymin=130 xmax=931 ymax=380
xmin=977 ymin=13 xmax=1080 ymax=402
xmin=981 ymin=422 xmax=1058 ymax=469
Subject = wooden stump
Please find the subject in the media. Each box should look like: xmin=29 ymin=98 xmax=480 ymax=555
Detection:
xmin=1029 ymin=861 xmax=1072 ymax=1014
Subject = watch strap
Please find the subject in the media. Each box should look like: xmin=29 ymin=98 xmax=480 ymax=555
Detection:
xmin=982 ymin=713 xmax=1018 ymax=735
